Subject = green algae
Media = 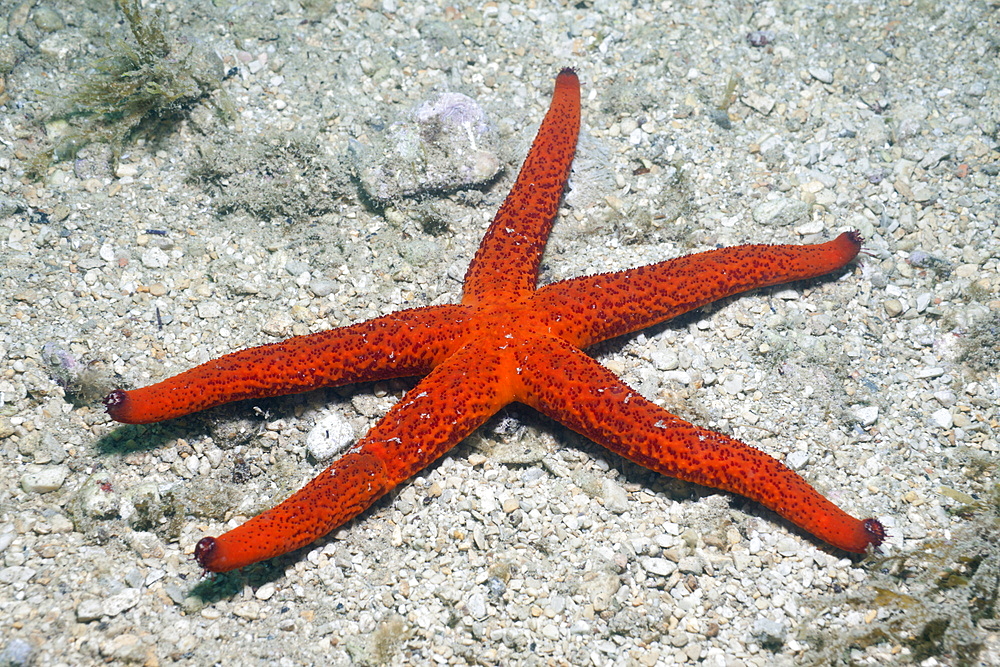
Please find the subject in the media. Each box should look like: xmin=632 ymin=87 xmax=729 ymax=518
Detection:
xmin=30 ymin=0 xmax=223 ymax=177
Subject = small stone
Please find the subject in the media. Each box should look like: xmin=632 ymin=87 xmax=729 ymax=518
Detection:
xmin=141 ymin=247 xmax=169 ymax=269
xmin=883 ymin=299 xmax=904 ymax=317
xmin=786 ymin=450 xmax=809 ymax=470
xmin=125 ymin=531 xmax=164 ymax=559
xmin=721 ymin=373 xmax=744 ymax=395
xmin=662 ymin=370 xmax=691 ymax=385
xmin=919 ymin=148 xmax=951 ymax=169
xmin=148 ymin=282 xmax=167 ymax=296
xmin=641 ymin=557 xmax=677 ymax=577
xmin=261 ymin=311 xmax=295 ymax=337
xmin=752 ymin=617 xmax=786 ymax=648
xmin=306 ymin=411 xmax=354 ymax=462
xmin=32 ymin=6 xmax=65 ymax=32
xmin=746 ymin=30 xmax=774 ymax=47
xmin=115 ymin=162 xmax=139 ymax=178
xmin=466 ymin=592 xmax=487 ymax=620
xmin=911 ymin=185 xmax=935 ymax=202
xmin=669 ymin=631 xmax=690 ymax=648
xmin=196 ymin=301 xmax=223 ymax=319
xmin=77 ymin=599 xmax=104 ymax=622
xmin=651 ymin=349 xmax=679 ymax=371
xmin=808 ymin=67 xmax=833 ymax=84
xmin=677 ymin=556 xmax=704 ymax=575
xmin=776 ymin=537 xmax=799 ymax=556
xmin=49 ymin=514 xmax=74 ymax=533
xmin=102 ymin=588 xmax=141 ymax=617
xmin=20 ymin=465 xmax=68 ymax=493
xmin=581 ymin=572 xmax=620 ymax=612
xmin=752 ymin=197 xmax=810 ymax=227
xmin=309 ymin=278 xmax=338 ymax=297
xmin=601 ymin=478 xmax=630 ymax=514
xmin=914 ymin=293 xmax=932 ymax=312
xmin=255 ymin=582 xmax=276 ymax=600
xmin=933 ymin=390 xmax=957 ymax=407
xmin=855 ymin=406 xmax=879 ymax=426
xmin=743 ymin=90 xmax=775 ymax=115
xmin=954 ymin=264 xmax=979 ymax=279
xmin=75 ymin=473 xmax=119 ymax=519
xmin=101 ymin=634 xmax=146 ymax=662
xmin=0 ymin=638 xmax=35 ymax=667
xmin=930 ymin=409 xmax=953 ymax=429
xmin=285 ymin=260 xmax=309 ymax=277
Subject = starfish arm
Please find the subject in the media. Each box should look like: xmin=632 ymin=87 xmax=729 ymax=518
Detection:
xmin=515 ymin=335 xmax=885 ymax=553
xmin=104 ymin=304 xmax=472 ymax=424
xmin=193 ymin=342 xmax=514 ymax=572
xmin=531 ymin=231 xmax=862 ymax=348
xmin=462 ymin=68 xmax=580 ymax=306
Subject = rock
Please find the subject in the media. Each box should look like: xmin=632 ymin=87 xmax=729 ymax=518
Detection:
xmin=77 ymin=599 xmax=104 ymax=622
xmin=356 ymin=92 xmax=501 ymax=201
xmin=854 ymin=406 xmax=879 ymax=426
xmin=752 ymin=197 xmax=809 ymax=227
xmin=102 ymin=588 xmax=141 ymax=617
xmin=20 ymin=465 xmax=68 ymax=493
xmin=140 ymin=247 xmax=169 ymax=269
xmin=930 ymin=409 xmax=953 ymax=429
xmin=808 ymin=66 xmax=833 ymax=84
xmin=641 ymin=557 xmax=677 ymax=577
xmin=466 ymin=591 xmax=487 ymax=620
xmin=752 ymin=617 xmax=786 ymax=649
xmin=306 ymin=411 xmax=354 ymax=462
xmin=743 ymin=90 xmax=775 ymax=115
xmin=883 ymin=299 xmax=904 ymax=317
xmin=601 ymin=478 xmax=630 ymax=514
xmin=0 ymin=638 xmax=35 ymax=667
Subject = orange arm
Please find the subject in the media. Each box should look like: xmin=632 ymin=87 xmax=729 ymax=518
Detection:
xmin=194 ymin=341 xmax=513 ymax=572
xmin=462 ymin=69 xmax=581 ymax=306
xmin=532 ymin=231 xmax=861 ymax=348
xmin=515 ymin=334 xmax=884 ymax=553
xmin=105 ymin=305 xmax=471 ymax=424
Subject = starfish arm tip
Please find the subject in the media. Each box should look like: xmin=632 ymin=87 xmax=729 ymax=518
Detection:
xmin=863 ymin=517 xmax=887 ymax=548
xmin=103 ymin=388 xmax=131 ymax=423
xmin=194 ymin=536 xmax=226 ymax=573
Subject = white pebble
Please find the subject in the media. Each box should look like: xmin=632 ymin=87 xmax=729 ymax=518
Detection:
xmin=141 ymin=247 xmax=169 ymax=269
xmin=306 ymin=412 xmax=355 ymax=462
xmin=102 ymin=588 xmax=141 ymax=618
xmin=601 ymin=478 xmax=630 ymax=514
xmin=854 ymin=406 xmax=879 ymax=426
xmin=466 ymin=592 xmax=487 ymax=620
xmin=255 ymin=582 xmax=276 ymax=600
xmin=20 ymin=465 xmax=68 ymax=493
xmin=641 ymin=557 xmax=677 ymax=577
xmin=196 ymin=301 xmax=222 ymax=319
xmin=931 ymin=409 xmax=953 ymax=429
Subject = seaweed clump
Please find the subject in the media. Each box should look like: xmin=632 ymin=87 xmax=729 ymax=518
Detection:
xmin=32 ymin=0 xmax=223 ymax=175
xmin=801 ymin=486 xmax=1000 ymax=665
xmin=190 ymin=131 xmax=351 ymax=221
xmin=959 ymin=310 xmax=1000 ymax=374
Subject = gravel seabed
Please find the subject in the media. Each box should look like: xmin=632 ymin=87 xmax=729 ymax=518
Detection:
xmin=1 ymin=1 xmax=998 ymax=665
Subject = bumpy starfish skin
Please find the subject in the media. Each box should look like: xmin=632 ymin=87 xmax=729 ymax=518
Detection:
xmin=105 ymin=69 xmax=884 ymax=573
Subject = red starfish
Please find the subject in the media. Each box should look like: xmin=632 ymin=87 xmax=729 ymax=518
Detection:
xmin=104 ymin=69 xmax=884 ymax=573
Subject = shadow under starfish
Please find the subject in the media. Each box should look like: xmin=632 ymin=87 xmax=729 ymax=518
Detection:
xmin=104 ymin=69 xmax=885 ymax=573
